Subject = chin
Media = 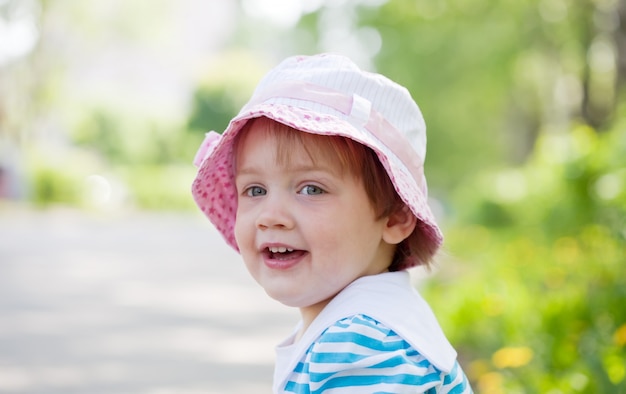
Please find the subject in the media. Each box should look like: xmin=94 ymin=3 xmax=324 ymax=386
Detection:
xmin=266 ymin=294 xmax=304 ymax=308
xmin=262 ymin=288 xmax=306 ymax=307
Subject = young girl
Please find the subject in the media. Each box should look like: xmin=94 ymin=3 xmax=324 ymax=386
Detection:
xmin=192 ymin=54 xmax=473 ymax=393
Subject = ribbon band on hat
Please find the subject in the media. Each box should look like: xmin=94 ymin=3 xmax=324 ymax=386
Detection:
xmin=243 ymin=81 xmax=426 ymax=190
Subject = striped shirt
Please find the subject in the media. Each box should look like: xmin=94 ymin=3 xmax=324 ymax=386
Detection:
xmin=282 ymin=314 xmax=471 ymax=393
xmin=273 ymin=272 xmax=473 ymax=393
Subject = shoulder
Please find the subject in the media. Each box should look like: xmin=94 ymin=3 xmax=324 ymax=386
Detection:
xmin=313 ymin=315 xmax=415 ymax=357
xmin=293 ymin=314 xmax=472 ymax=393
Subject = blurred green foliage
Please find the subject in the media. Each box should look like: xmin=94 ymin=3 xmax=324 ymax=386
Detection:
xmin=2 ymin=0 xmax=625 ymax=392
xmin=22 ymin=106 xmax=201 ymax=210
xmin=428 ymin=122 xmax=626 ymax=393
xmin=187 ymin=51 xmax=270 ymax=135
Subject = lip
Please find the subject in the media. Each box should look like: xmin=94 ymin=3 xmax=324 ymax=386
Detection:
xmin=259 ymin=243 xmax=308 ymax=270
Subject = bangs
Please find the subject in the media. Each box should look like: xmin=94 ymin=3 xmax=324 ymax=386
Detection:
xmin=238 ymin=117 xmax=367 ymax=178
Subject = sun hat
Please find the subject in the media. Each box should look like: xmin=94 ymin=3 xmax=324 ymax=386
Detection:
xmin=191 ymin=53 xmax=442 ymax=269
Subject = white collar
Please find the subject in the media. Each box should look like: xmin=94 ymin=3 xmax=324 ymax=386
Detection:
xmin=273 ymin=271 xmax=457 ymax=392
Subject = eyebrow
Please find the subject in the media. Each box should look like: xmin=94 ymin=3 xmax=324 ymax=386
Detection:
xmin=236 ymin=163 xmax=341 ymax=177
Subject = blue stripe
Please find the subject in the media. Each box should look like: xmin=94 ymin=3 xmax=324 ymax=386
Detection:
xmin=312 ymin=372 xmax=442 ymax=393
xmin=443 ymin=362 xmax=458 ymax=384
xmin=317 ymin=331 xmax=409 ymax=352
xmin=334 ymin=320 xmax=351 ymax=329
xmin=310 ymin=351 xmax=369 ymax=364
xmin=447 ymin=380 xmax=469 ymax=394
xmin=349 ymin=315 xmax=391 ymax=335
xmin=284 ymin=380 xmax=310 ymax=393
xmin=308 ymin=370 xmax=335 ymax=383
xmin=370 ymin=354 xmax=432 ymax=369
xmin=293 ymin=361 xmax=309 ymax=374
xmin=307 ymin=354 xmax=433 ymax=384
xmin=308 ymin=354 xmax=431 ymax=383
xmin=405 ymin=348 xmax=419 ymax=357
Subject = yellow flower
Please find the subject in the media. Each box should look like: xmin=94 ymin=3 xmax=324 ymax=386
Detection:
xmin=478 ymin=372 xmax=504 ymax=394
xmin=492 ymin=346 xmax=534 ymax=369
xmin=614 ymin=323 xmax=626 ymax=347
xmin=467 ymin=359 xmax=491 ymax=380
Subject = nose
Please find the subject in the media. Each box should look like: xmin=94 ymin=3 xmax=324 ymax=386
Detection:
xmin=255 ymin=193 xmax=295 ymax=230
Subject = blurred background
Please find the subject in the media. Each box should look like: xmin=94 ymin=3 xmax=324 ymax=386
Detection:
xmin=1 ymin=0 xmax=625 ymax=393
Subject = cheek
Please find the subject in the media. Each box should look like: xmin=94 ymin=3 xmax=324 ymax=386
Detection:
xmin=242 ymin=254 xmax=259 ymax=279
xmin=234 ymin=216 xmax=260 ymax=274
xmin=310 ymin=222 xmax=349 ymax=261
xmin=329 ymin=216 xmax=382 ymax=256
xmin=234 ymin=209 xmax=259 ymax=254
xmin=233 ymin=216 xmax=242 ymax=243
xmin=233 ymin=210 xmax=249 ymax=248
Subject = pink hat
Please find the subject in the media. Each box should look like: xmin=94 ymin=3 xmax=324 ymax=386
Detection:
xmin=192 ymin=53 xmax=442 ymax=269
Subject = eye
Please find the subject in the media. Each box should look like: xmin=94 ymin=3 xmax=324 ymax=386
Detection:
xmin=299 ymin=185 xmax=324 ymax=195
xmin=245 ymin=186 xmax=266 ymax=197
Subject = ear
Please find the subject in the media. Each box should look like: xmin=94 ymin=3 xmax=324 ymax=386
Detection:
xmin=382 ymin=205 xmax=418 ymax=245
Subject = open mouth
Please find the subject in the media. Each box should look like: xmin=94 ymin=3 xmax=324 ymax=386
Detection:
xmin=265 ymin=246 xmax=306 ymax=260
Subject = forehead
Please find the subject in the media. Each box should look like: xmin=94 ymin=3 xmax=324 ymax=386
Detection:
xmin=233 ymin=118 xmax=356 ymax=175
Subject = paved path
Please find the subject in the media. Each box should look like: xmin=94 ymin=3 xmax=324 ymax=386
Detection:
xmin=0 ymin=205 xmax=299 ymax=393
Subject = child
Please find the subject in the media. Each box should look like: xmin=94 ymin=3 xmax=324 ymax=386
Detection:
xmin=192 ymin=53 xmax=473 ymax=393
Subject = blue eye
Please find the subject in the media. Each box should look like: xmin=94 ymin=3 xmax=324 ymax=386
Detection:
xmin=246 ymin=186 xmax=266 ymax=197
xmin=300 ymin=185 xmax=324 ymax=195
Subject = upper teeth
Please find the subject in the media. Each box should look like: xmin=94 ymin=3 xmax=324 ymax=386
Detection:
xmin=269 ymin=246 xmax=293 ymax=253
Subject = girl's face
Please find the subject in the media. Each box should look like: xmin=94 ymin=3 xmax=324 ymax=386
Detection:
xmin=233 ymin=122 xmax=396 ymax=325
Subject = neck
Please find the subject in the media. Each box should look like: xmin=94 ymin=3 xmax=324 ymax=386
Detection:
xmin=296 ymin=297 xmax=333 ymax=342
